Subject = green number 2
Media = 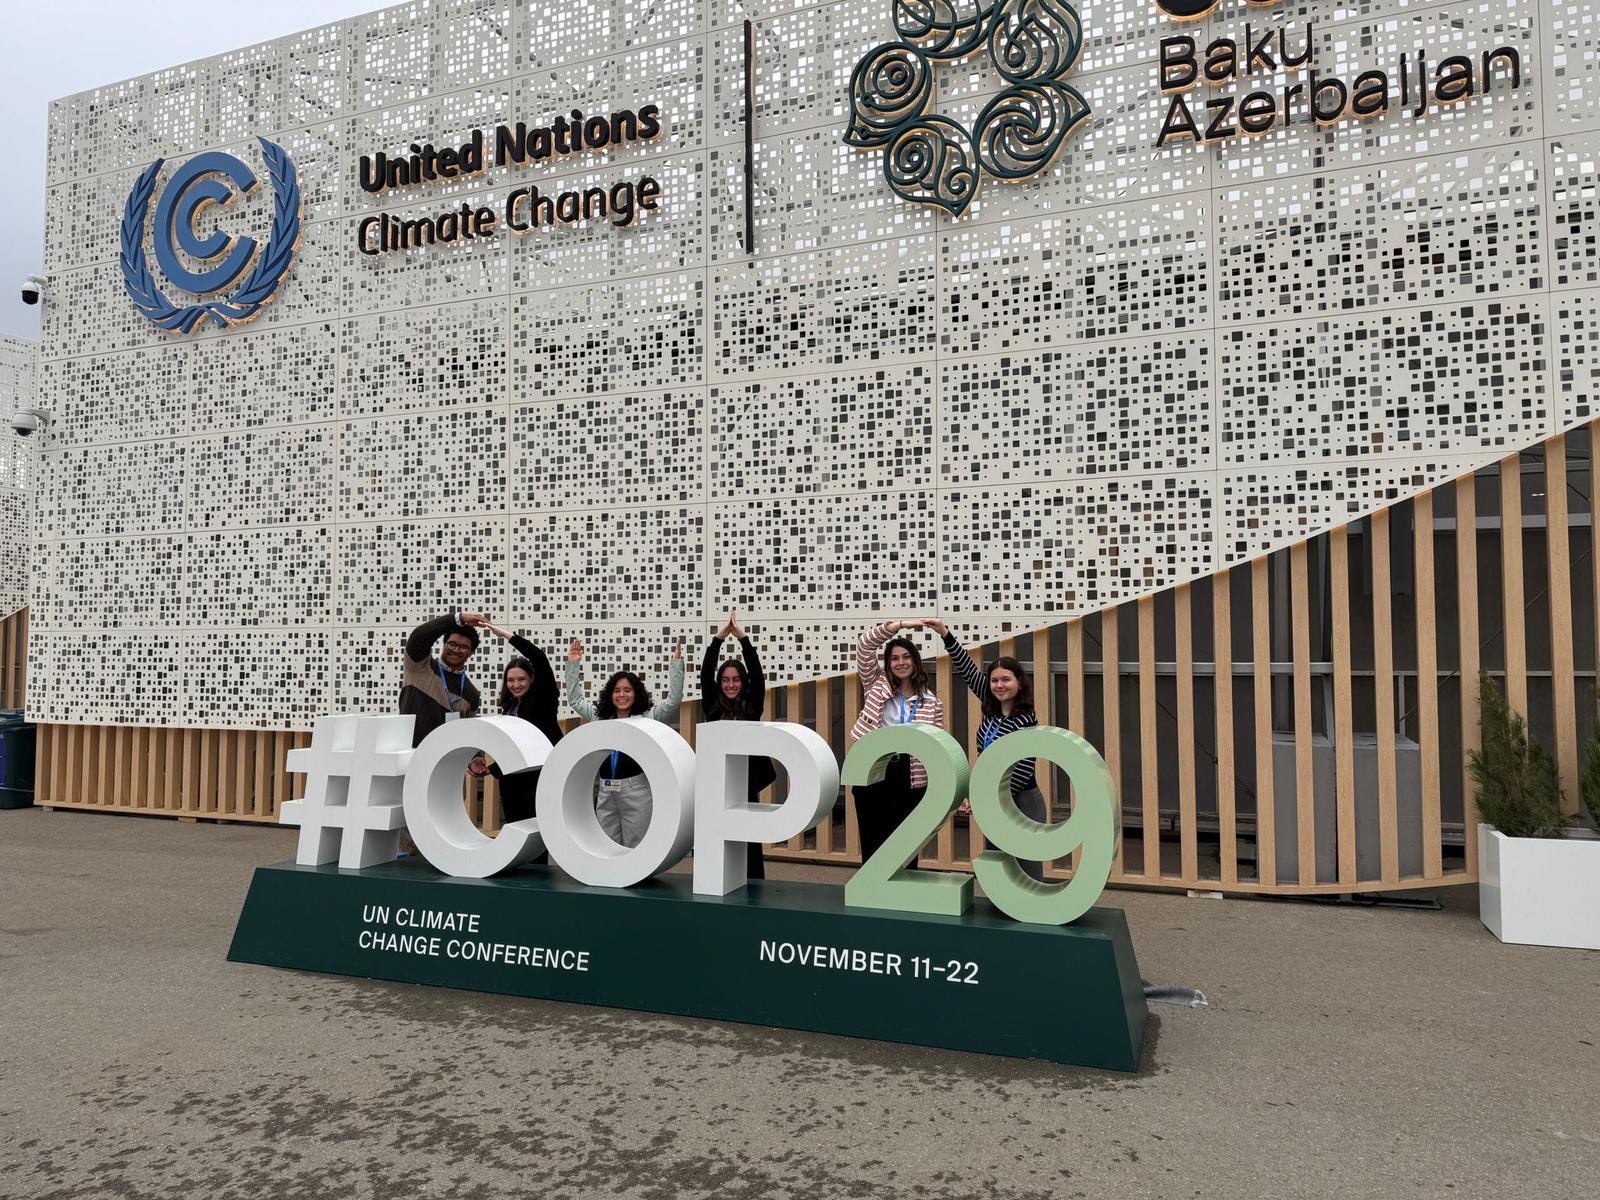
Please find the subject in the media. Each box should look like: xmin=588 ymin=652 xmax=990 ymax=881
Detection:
xmin=842 ymin=724 xmax=973 ymax=916
xmin=969 ymin=727 xmax=1117 ymax=925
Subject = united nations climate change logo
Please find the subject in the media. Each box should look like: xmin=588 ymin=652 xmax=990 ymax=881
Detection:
xmin=844 ymin=0 xmax=1090 ymax=216
xmin=120 ymin=137 xmax=301 ymax=334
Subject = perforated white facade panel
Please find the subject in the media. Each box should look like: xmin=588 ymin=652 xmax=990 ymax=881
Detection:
xmin=28 ymin=0 xmax=1600 ymax=728
xmin=0 ymin=335 xmax=36 ymax=620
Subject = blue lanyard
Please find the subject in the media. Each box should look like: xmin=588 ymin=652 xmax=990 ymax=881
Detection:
xmin=437 ymin=661 xmax=469 ymax=710
xmin=978 ymin=719 xmax=1001 ymax=752
xmin=608 ymin=750 xmax=620 ymax=777
xmin=897 ymin=694 xmax=923 ymax=724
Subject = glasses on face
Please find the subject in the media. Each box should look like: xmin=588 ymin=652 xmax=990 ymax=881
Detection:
xmin=443 ymin=640 xmax=475 ymax=654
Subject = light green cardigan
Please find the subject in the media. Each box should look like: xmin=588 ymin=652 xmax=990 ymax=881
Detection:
xmin=564 ymin=656 xmax=684 ymax=724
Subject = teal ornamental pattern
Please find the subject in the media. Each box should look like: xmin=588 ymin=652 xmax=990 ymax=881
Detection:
xmin=844 ymin=0 xmax=1091 ymax=215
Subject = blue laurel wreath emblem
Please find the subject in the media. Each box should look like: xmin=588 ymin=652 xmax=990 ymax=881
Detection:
xmin=845 ymin=0 xmax=1091 ymax=215
xmin=120 ymin=136 xmax=302 ymax=334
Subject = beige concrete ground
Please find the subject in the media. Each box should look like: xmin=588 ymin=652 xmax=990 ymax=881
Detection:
xmin=1 ymin=806 xmax=1596 ymax=1200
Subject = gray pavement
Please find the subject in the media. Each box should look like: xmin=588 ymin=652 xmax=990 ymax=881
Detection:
xmin=1 ymin=806 xmax=1596 ymax=1200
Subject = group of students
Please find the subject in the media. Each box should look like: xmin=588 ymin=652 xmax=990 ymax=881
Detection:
xmin=398 ymin=608 xmax=1046 ymax=880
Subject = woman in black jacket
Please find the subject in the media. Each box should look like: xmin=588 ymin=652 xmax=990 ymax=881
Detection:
xmin=699 ymin=609 xmax=776 ymax=879
xmin=479 ymin=624 xmax=563 ymax=860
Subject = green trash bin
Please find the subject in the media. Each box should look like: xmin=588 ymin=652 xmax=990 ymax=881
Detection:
xmin=0 ymin=709 xmax=36 ymax=809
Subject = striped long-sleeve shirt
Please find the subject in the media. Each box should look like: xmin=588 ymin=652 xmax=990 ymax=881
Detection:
xmin=849 ymin=623 xmax=945 ymax=789
xmin=944 ymin=633 xmax=1038 ymax=797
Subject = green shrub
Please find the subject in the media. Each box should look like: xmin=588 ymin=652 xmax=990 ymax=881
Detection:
xmin=1583 ymin=691 xmax=1600 ymax=830
xmin=1468 ymin=672 xmax=1568 ymax=839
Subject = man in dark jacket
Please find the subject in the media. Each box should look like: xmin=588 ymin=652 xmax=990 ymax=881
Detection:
xmin=400 ymin=610 xmax=486 ymax=747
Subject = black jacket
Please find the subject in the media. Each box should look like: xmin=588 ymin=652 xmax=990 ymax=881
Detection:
xmin=499 ymin=634 xmax=563 ymax=747
xmin=700 ymin=635 xmax=776 ymax=794
xmin=491 ymin=634 xmax=563 ymax=824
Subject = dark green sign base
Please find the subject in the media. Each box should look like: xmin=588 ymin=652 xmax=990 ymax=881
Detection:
xmin=229 ymin=860 xmax=1149 ymax=1072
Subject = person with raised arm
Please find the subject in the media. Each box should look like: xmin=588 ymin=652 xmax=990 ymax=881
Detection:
xmin=565 ymin=635 xmax=685 ymax=849
xmin=476 ymin=625 xmax=564 ymax=853
xmin=698 ymin=609 xmax=776 ymax=880
xmin=847 ymin=618 xmax=945 ymax=861
xmin=922 ymin=617 xmax=1047 ymax=881
xmin=399 ymin=609 xmax=487 ymax=748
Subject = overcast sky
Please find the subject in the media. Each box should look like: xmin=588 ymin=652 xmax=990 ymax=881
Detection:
xmin=0 ymin=0 xmax=389 ymax=343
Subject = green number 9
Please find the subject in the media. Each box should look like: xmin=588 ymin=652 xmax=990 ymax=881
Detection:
xmin=968 ymin=727 xmax=1116 ymax=925
xmin=842 ymin=723 xmax=973 ymax=916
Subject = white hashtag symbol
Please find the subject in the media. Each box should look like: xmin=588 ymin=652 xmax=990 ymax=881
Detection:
xmin=281 ymin=716 xmax=414 ymax=869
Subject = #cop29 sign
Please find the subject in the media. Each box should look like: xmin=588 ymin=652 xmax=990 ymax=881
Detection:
xmin=281 ymin=714 xmax=1117 ymax=921
xmin=231 ymin=713 xmax=1150 ymax=1070
xmin=121 ymin=137 xmax=302 ymax=334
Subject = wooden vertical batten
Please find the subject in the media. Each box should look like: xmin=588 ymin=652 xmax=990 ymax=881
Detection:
xmin=1290 ymin=545 xmax=1316 ymax=886
xmin=1251 ymin=558 xmax=1276 ymax=889
xmin=1545 ymin=438 xmax=1579 ymax=815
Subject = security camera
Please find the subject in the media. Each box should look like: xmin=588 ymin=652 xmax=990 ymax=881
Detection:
xmin=20 ymin=275 xmax=48 ymax=306
xmin=11 ymin=409 xmax=51 ymax=437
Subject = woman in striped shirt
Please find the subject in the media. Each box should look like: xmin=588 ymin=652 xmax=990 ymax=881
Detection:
xmin=848 ymin=620 xmax=946 ymax=861
xmin=924 ymin=618 xmax=1048 ymax=881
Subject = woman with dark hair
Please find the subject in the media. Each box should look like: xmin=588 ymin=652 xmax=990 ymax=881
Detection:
xmin=698 ymin=609 xmax=775 ymax=879
xmin=565 ymin=635 xmax=684 ymax=849
xmin=475 ymin=626 xmax=562 ymax=860
xmin=847 ymin=619 xmax=946 ymax=861
xmin=923 ymin=618 xmax=1047 ymax=881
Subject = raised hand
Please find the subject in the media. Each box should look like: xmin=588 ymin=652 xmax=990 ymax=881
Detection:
xmin=716 ymin=609 xmax=735 ymax=639
xmin=486 ymin=623 xmax=511 ymax=640
xmin=923 ymin=617 xmax=949 ymax=637
xmin=568 ymin=637 xmax=584 ymax=663
xmin=672 ymin=637 xmax=683 ymax=660
xmin=728 ymin=609 xmax=744 ymax=640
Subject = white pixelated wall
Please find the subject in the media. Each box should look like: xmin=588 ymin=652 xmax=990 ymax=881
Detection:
xmin=27 ymin=0 xmax=1600 ymax=727
xmin=0 ymin=335 xmax=35 ymax=619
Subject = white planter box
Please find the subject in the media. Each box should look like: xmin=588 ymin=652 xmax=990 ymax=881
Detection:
xmin=1478 ymin=824 xmax=1600 ymax=950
